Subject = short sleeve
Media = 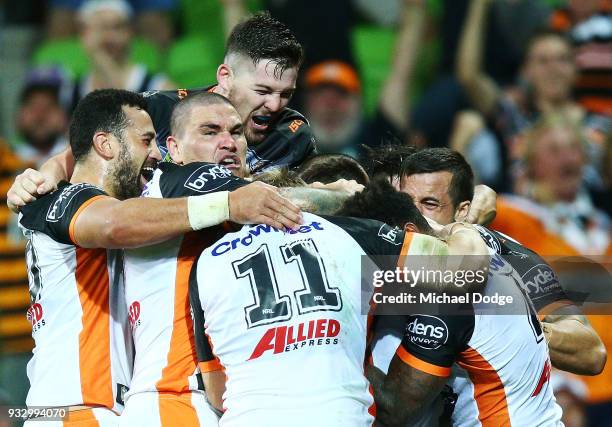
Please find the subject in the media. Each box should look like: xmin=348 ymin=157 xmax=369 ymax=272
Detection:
xmin=396 ymin=313 xmax=474 ymax=377
xmin=157 ymin=162 xmax=250 ymax=198
xmin=19 ymin=182 xmax=108 ymax=245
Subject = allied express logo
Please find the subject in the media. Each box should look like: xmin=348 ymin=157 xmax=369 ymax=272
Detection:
xmin=249 ymin=318 xmax=341 ymax=360
xmin=27 ymin=303 xmax=45 ymax=332
xmin=129 ymin=301 xmax=141 ymax=329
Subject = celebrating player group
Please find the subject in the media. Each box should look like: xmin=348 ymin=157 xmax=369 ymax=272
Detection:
xmin=7 ymin=12 xmax=606 ymax=427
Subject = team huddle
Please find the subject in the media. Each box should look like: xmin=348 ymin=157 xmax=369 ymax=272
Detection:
xmin=8 ymin=12 xmax=606 ymax=427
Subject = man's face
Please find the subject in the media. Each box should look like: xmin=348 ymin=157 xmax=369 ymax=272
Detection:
xmin=82 ymin=10 xmax=132 ymax=62
xmin=17 ymin=91 xmax=67 ymax=150
xmin=305 ymin=85 xmax=361 ymax=149
xmin=226 ymin=58 xmax=298 ymax=145
xmin=524 ymin=36 xmax=576 ymax=102
xmin=172 ymin=103 xmax=248 ymax=178
xmin=109 ymin=106 xmax=158 ymax=200
xmin=530 ymin=126 xmax=585 ymax=202
xmin=400 ymin=172 xmax=458 ymax=225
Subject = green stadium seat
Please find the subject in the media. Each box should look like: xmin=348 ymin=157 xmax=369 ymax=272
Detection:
xmin=167 ymin=35 xmax=224 ymax=88
xmin=32 ymin=37 xmax=162 ymax=78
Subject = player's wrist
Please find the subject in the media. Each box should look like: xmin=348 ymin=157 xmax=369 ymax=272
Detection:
xmin=187 ymin=192 xmax=230 ymax=230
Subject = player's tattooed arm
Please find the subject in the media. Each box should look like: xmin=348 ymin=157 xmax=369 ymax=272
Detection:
xmin=279 ymin=179 xmax=364 ymax=215
xmin=367 ymin=360 xmax=447 ymax=426
xmin=542 ymin=314 xmax=607 ymax=375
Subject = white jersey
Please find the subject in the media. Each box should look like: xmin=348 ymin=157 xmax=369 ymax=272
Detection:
xmin=18 ymin=182 xmax=131 ymax=413
xmin=123 ymin=162 xmax=246 ymax=400
xmin=371 ymin=229 xmax=564 ymax=427
xmin=193 ymin=213 xmax=428 ymax=427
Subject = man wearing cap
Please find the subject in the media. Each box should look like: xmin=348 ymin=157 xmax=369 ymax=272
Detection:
xmin=303 ymin=1 xmax=427 ymax=158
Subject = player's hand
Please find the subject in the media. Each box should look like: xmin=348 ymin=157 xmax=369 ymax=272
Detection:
xmin=466 ymin=184 xmax=496 ymax=225
xmin=229 ymin=182 xmax=303 ymax=229
xmin=7 ymin=169 xmax=57 ymax=212
xmin=309 ymin=179 xmax=365 ymax=196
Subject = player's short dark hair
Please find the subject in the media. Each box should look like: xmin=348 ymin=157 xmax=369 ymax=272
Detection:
xmin=362 ymin=143 xmax=418 ymax=181
xmin=401 ymin=148 xmax=474 ymax=208
xmin=70 ymin=89 xmax=148 ymax=163
xmin=298 ymin=154 xmax=369 ymax=186
xmin=337 ymin=178 xmax=432 ymax=233
xmin=225 ymin=11 xmax=304 ymax=77
xmin=170 ymin=92 xmax=235 ymax=137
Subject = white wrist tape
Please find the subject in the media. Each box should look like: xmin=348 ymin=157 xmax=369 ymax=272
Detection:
xmin=187 ymin=192 xmax=230 ymax=230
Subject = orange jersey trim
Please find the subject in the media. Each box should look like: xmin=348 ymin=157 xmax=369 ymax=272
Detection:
xmin=69 ymin=195 xmax=109 ymax=245
xmin=199 ymin=359 xmax=223 ymax=373
xmin=62 ymin=408 xmax=98 ymax=426
xmin=158 ymin=392 xmax=200 ymax=427
xmin=537 ymin=299 xmax=575 ymax=320
xmin=458 ymin=346 xmax=511 ymax=427
xmin=397 ymin=232 xmax=415 ymax=269
xmin=395 ymin=346 xmax=451 ymax=377
xmin=75 ymin=247 xmax=114 ymax=409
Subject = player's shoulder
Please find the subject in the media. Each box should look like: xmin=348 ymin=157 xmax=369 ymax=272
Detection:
xmin=321 ymin=215 xmax=405 ymax=255
xmin=19 ymin=181 xmax=108 ymax=244
xmin=155 ymin=161 xmax=248 ymax=197
xmin=273 ymin=108 xmax=311 ymax=134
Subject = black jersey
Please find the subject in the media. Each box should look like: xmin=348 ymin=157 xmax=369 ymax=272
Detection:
xmin=142 ymin=87 xmax=317 ymax=174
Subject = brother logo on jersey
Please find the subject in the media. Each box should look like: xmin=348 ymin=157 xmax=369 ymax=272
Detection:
xmin=46 ymin=183 xmax=100 ymax=222
xmin=249 ymin=318 xmax=341 ymax=360
xmin=377 ymin=224 xmax=403 ymax=246
xmin=522 ymin=264 xmax=559 ymax=296
xmin=128 ymin=301 xmax=142 ymax=329
xmin=405 ymin=315 xmax=449 ymax=350
xmin=184 ymin=164 xmax=235 ymax=193
xmin=27 ymin=302 xmax=46 ymax=332
xmin=212 ymin=221 xmax=325 ymax=256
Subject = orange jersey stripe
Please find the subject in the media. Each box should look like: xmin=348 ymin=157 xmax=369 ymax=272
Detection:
xmin=158 ymin=392 xmax=200 ymax=427
xmin=75 ymin=247 xmax=114 ymax=409
xmin=156 ymin=231 xmax=221 ymax=391
xmin=395 ymin=346 xmax=451 ymax=377
xmin=458 ymin=346 xmax=511 ymax=427
xmin=62 ymin=408 xmax=99 ymax=426
xmin=69 ymin=195 xmax=109 ymax=245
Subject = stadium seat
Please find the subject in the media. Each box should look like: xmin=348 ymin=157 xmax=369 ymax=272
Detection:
xmin=166 ymin=35 xmax=224 ymax=88
xmin=32 ymin=37 xmax=162 ymax=78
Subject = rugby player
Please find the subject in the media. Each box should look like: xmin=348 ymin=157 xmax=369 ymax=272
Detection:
xmin=120 ymin=92 xmax=359 ymax=427
xmin=190 ymin=178 xmax=490 ymax=427
xmin=397 ymin=147 xmax=606 ymax=375
xmin=17 ymin=89 xmax=301 ymax=426
xmin=368 ymin=147 xmax=605 ymax=426
xmin=5 ymin=12 xmax=312 ymax=211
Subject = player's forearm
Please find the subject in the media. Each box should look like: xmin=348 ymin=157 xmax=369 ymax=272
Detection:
xmin=379 ymin=1 xmax=425 ymax=131
xmin=279 ymin=188 xmax=349 ymax=215
xmin=40 ymin=148 xmax=73 ymax=184
xmin=543 ymin=319 xmax=607 ymax=375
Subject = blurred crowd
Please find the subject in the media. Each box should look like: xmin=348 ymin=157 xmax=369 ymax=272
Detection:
xmin=0 ymin=0 xmax=610 ymax=426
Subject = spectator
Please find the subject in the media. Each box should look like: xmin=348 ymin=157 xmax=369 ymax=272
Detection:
xmin=551 ymin=371 xmax=589 ymax=427
xmin=302 ymin=0 xmax=427 ymax=159
xmin=549 ymin=0 xmax=612 ymax=117
xmin=47 ymin=0 xmax=176 ymax=51
xmin=492 ymin=113 xmax=611 ymax=257
xmin=454 ymin=0 xmax=610 ymax=193
xmin=0 ymin=138 xmax=32 ymax=408
xmin=69 ymin=0 xmax=174 ymax=111
xmin=14 ymin=69 xmax=69 ymax=168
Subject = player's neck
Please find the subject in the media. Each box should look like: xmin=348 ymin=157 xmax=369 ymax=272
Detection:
xmin=71 ymin=161 xmax=111 ymax=194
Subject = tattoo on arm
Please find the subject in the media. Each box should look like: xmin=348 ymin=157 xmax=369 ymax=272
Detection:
xmin=280 ymin=188 xmax=349 ymax=215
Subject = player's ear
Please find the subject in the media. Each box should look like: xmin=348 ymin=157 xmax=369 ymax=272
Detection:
xmin=166 ymin=135 xmax=183 ymax=164
xmin=403 ymin=222 xmax=418 ymax=233
xmin=217 ymin=63 xmax=233 ymax=93
xmin=92 ymin=131 xmax=114 ymax=160
xmin=454 ymin=201 xmax=471 ymax=222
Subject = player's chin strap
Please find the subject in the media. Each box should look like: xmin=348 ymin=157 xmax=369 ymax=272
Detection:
xmin=188 ymin=192 xmax=230 ymax=230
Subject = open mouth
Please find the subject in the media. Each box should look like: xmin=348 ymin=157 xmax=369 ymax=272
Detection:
xmin=251 ymin=115 xmax=272 ymax=130
xmin=139 ymin=160 xmax=158 ymax=186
